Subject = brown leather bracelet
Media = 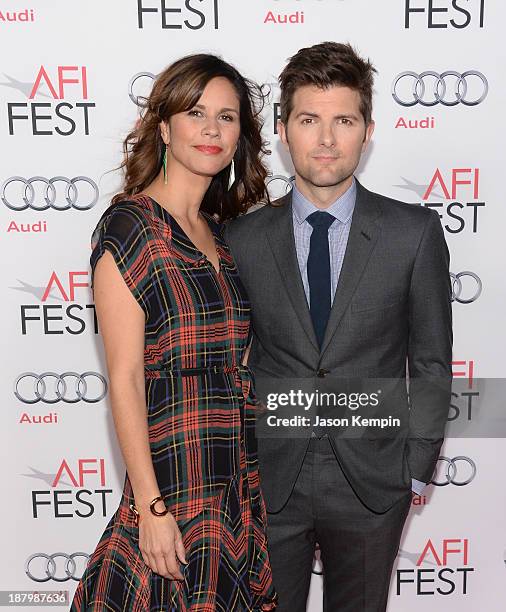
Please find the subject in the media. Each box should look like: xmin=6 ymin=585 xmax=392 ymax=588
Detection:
xmin=129 ymin=496 xmax=169 ymax=525
xmin=149 ymin=496 xmax=169 ymax=517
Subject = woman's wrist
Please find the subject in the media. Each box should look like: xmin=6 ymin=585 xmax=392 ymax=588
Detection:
xmin=133 ymin=493 xmax=162 ymax=509
xmin=130 ymin=494 xmax=169 ymax=524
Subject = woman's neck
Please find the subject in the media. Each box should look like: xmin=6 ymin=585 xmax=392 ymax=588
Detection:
xmin=144 ymin=163 xmax=212 ymax=223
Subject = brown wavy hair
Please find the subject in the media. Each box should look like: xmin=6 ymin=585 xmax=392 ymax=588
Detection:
xmin=279 ymin=42 xmax=376 ymax=125
xmin=113 ymin=54 xmax=270 ymax=220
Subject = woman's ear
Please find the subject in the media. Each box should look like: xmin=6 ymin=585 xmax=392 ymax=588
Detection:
xmin=159 ymin=120 xmax=170 ymax=145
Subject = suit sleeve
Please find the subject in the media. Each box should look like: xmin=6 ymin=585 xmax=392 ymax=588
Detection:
xmin=407 ymin=209 xmax=453 ymax=483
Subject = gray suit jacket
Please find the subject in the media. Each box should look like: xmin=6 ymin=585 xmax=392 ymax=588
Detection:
xmin=225 ymin=181 xmax=452 ymax=513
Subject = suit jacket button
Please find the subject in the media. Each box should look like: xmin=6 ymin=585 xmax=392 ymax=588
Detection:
xmin=316 ymin=369 xmax=328 ymax=378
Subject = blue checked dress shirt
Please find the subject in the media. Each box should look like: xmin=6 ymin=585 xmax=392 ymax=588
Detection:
xmin=291 ymin=178 xmax=425 ymax=496
xmin=292 ymin=180 xmax=355 ymax=307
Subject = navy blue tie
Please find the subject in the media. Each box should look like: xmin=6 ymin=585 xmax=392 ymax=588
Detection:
xmin=307 ymin=211 xmax=336 ymax=348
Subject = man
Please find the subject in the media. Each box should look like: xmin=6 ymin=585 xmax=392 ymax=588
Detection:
xmin=225 ymin=42 xmax=452 ymax=611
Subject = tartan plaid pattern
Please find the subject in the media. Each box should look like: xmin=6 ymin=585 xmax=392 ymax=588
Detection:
xmin=71 ymin=195 xmax=277 ymax=611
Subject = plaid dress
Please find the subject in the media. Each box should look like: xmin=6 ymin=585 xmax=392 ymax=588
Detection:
xmin=71 ymin=195 xmax=277 ymax=611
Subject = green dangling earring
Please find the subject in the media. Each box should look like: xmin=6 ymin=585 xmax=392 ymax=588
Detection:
xmin=163 ymin=143 xmax=168 ymax=185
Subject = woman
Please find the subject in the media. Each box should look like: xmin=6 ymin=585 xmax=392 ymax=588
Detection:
xmin=71 ymin=54 xmax=277 ymax=611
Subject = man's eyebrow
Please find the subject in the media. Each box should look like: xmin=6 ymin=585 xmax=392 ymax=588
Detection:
xmin=294 ymin=111 xmax=361 ymax=120
xmin=294 ymin=111 xmax=319 ymax=119
xmin=335 ymin=113 xmax=360 ymax=120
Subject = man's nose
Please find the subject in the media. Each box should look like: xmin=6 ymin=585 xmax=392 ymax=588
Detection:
xmin=319 ymin=123 xmax=335 ymax=148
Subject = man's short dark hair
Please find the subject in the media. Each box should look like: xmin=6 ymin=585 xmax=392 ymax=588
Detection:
xmin=279 ymin=41 xmax=377 ymax=125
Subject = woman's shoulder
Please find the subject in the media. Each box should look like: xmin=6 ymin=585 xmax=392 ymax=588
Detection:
xmin=99 ymin=198 xmax=153 ymax=227
xmin=92 ymin=198 xmax=154 ymax=243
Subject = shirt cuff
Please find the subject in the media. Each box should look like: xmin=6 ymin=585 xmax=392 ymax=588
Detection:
xmin=411 ymin=478 xmax=426 ymax=495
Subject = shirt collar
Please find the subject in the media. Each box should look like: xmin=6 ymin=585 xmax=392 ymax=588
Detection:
xmin=292 ymin=177 xmax=356 ymax=226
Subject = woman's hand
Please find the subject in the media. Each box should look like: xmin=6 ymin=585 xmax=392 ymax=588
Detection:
xmin=138 ymin=511 xmax=187 ymax=580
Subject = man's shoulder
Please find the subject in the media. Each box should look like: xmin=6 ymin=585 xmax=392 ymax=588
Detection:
xmin=360 ymin=183 xmax=437 ymax=228
xmin=226 ymin=196 xmax=289 ymax=239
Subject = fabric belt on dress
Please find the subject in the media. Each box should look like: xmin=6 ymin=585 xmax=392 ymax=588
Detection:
xmin=144 ymin=363 xmax=253 ymax=380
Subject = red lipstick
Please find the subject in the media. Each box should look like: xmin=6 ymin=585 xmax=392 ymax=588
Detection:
xmin=194 ymin=145 xmax=223 ymax=155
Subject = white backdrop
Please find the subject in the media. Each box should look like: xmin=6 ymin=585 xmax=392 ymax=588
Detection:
xmin=1 ymin=0 xmax=505 ymax=609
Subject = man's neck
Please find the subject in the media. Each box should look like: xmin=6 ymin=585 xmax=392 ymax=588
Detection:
xmin=294 ymin=175 xmax=353 ymax=209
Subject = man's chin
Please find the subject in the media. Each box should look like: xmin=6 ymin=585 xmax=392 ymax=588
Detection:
xmin=307 ymin=175 xmax=351 ymax=189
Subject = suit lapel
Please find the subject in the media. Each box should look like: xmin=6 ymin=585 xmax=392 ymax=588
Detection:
xmin=265 ymin=192 xmax=320 ymax=352
xmin=319 ymin=181 xmax=382 ymax=357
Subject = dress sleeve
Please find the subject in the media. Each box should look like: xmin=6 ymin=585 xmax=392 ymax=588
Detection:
xmin=90 ymin=203 xmax=151 ymax=316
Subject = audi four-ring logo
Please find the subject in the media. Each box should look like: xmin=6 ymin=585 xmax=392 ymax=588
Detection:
xmin=1 ymin=176 xmax=99 ymax=211
xmin=431 ymin=456 xmax=476 ymax=486
xmin=392 ymin=71 xmax=488 ymax=107
xmin=266 ymin=174 xmax=295 ymax=195
xmin=129 ymin=72 xmax=156 ymax=107
xmin=25 ymin=553 xmax=89 ymax=582
xmin=14 ymin=372 xmax=108 ymax=404
xmin=451 ymin=271 xmax=482 ymax=304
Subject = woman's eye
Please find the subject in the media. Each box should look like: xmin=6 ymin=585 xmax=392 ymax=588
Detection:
xmin=220 ymin=114 xmax=234 ymax=122
xmin=189 ymin=109 xmax=202 ymax=117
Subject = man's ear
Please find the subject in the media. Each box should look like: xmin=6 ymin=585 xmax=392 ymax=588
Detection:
xmin=160 ymin=120 xmax=170 ymax=145
xmin=362 ymin=119 xmax=375 ymax=150
xmin=277 ymin=120 xmax=289 ymax=149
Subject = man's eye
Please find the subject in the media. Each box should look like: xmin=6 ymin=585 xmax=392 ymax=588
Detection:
xmin=339 ymin=118 xmax=352 ymax=125
xmin=301 ymin=118 xmax=314 ymax=124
